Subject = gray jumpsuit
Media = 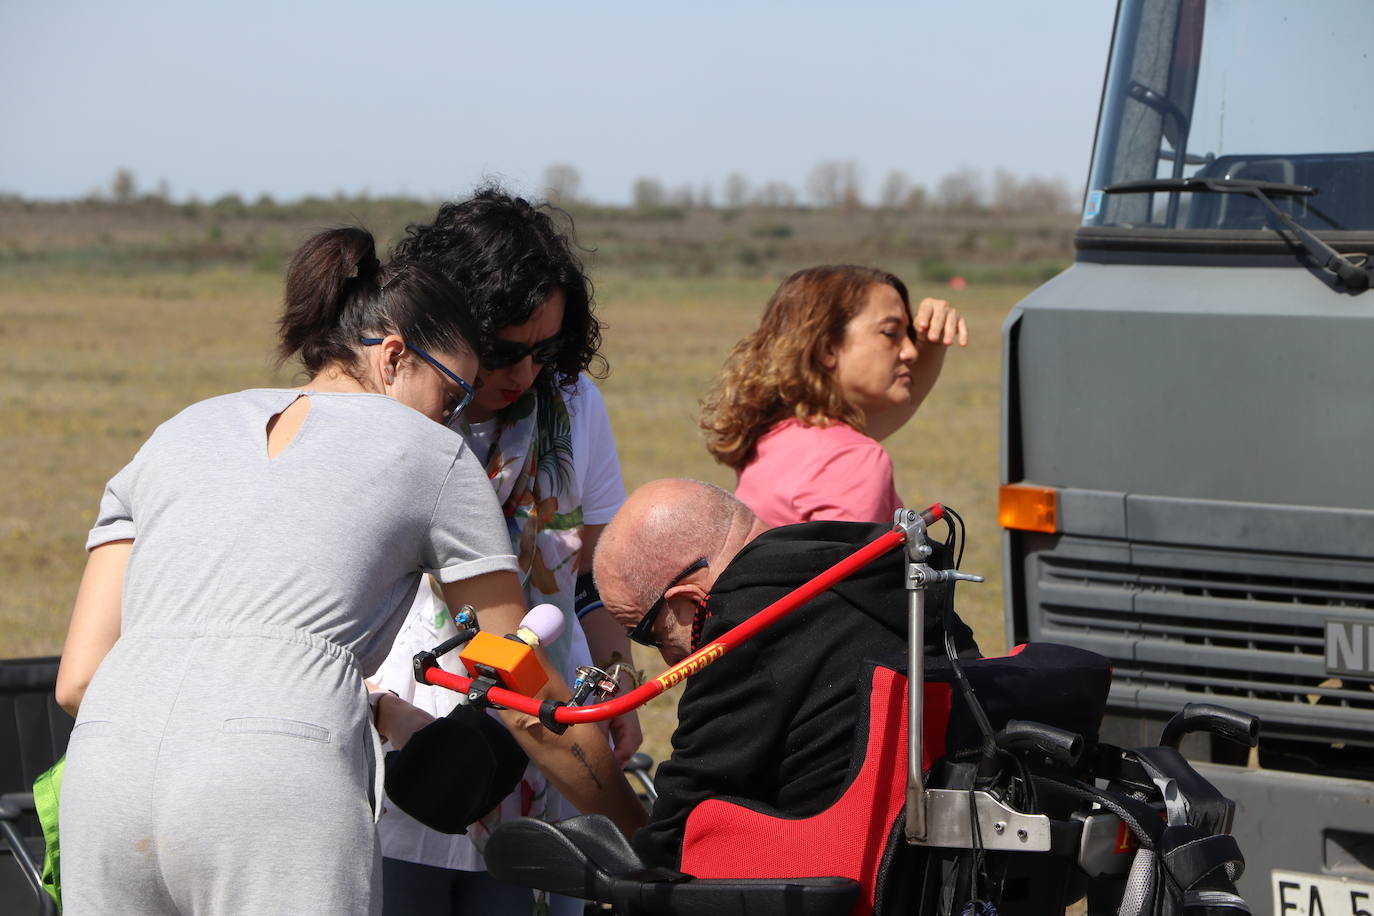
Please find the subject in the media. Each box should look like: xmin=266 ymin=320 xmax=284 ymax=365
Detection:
xmin=60 ymin=389 xmax=516 ymax=915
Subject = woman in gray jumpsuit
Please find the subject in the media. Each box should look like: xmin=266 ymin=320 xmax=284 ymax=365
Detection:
xmin=53 ymin=227 xmax=642 ymax=915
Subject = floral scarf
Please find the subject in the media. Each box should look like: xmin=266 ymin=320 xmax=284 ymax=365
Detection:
xmin=469 ymin=387 xmax=584 ymax=677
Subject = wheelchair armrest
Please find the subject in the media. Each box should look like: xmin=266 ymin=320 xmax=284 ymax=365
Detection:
xmin=557 ymin=813 xmax=645 ymax=875
xmin=1 ymin=792 xmax=56 ymax=914
xmin=485 ymin=815 xmax=860 ymax=916
xmin=0 ymin=793 xmax=37 ymax=821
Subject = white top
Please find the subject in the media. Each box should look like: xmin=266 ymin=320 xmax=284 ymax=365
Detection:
xmin=567 ymin=376 xmax=628 ymax=525
xmin=372 ymin=375 xmax=626 ymax=870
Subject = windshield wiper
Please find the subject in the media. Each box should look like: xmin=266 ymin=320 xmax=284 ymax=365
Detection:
xmin=1104 ymin=178 xmax=1371 ymax=291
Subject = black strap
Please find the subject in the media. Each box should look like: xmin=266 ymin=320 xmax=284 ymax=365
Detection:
xmin=1031 ymin=772 xmax=1161 ymax=850
xmin=1161 ymin=832 xmax=1245 ymax=888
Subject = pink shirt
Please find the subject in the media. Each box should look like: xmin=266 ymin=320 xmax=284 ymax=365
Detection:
xmin=734 ymin=419 xmax=902 ymax=527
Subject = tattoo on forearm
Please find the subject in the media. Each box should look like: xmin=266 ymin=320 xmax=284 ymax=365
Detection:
xmin=570 ymin=743 xmax=604 ymax=790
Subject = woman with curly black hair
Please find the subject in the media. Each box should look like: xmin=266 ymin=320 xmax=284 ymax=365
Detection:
xmin=370 ymin=188 xmax=640 ymax=916
xmin=388 ymin=187 xmax=605 ymax=407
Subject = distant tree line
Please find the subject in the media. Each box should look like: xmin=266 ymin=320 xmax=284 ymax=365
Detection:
xmin=546 ymin=161 xmax=1075 ymax=216
xmin=36 ymin=164 xmax=1074 ymax=219
xmin=3 ymin=165 xmax=1077 ymax=286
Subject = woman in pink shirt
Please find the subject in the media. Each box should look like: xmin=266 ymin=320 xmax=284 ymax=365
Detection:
xmin=701 ymin=265 xmax=968 ymax=526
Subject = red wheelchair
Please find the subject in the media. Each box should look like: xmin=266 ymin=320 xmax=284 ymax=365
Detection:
xmin=414 ymin=506 xmax=1257 ymax=916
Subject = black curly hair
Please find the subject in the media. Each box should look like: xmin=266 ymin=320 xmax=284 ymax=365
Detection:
xmin=392 ymin=187 xmax=605 ymax=397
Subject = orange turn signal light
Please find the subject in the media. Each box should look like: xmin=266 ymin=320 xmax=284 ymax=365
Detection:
xmin=998 ymin=483 xmax=1058 ymax=533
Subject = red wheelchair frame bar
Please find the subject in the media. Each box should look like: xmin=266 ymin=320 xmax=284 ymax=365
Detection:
xmin=421 ymin=504 xmax=943 ymax=726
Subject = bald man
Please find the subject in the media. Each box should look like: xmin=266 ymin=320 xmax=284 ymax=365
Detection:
xmin=593 ymin=479 xmax=978 ymax=869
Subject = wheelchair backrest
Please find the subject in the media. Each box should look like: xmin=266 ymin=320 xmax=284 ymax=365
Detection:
xmin=678 ymin=644 xmax=1112 ymax=916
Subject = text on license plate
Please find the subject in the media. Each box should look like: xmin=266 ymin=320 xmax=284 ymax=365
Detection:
xmin=1273 ymin=870 xmax=1374 ymax=916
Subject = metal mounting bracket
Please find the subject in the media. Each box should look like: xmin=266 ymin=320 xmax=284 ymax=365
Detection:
xmin=893 ymin=507 xmax=986 ymax=844
xmin=908 ymin=789 xmax=1053 ymax=852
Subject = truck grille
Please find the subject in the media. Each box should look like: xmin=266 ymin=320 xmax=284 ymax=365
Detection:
xmin=1024 ymin=538 xmax=1374 ymax=745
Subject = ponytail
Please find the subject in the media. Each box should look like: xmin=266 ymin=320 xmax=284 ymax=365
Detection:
xmin=278 ymin=227 xmax=383 ymax=371
xmin=276 ymin=226 xmax=478 ymax=378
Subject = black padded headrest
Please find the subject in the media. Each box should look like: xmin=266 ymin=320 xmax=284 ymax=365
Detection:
xmin=872 ymin=642 xmax=1113 ymax=754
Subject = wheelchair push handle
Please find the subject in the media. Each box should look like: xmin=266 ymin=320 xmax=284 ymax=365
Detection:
xmin=1160 ymin=702 xmax=1260 ymax=750
xmin=995 ymin=720 xmax=1084 ymax=769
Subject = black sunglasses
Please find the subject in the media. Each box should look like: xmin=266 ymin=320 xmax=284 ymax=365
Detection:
xmin=627 ymin=557 xmax=708 ymax=648
xmin=481 ymin=334 xmax=562 ymax=370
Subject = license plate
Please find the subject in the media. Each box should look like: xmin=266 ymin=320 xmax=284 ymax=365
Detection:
xmin=1273 ymin=870 xmax=1374 ymax=916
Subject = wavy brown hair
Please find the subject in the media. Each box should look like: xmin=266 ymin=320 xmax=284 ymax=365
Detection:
xmin=700 ymin=265 xmax=910 ymax=470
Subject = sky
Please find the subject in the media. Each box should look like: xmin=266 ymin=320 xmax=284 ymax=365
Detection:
xmin=1 ymin=1 xmax=1119 ymax=206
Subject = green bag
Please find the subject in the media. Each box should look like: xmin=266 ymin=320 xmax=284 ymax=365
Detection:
xmin=32 ymin=754 xmax=64 ymax=911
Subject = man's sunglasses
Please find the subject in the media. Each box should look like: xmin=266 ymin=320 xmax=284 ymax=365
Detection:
xmin=361 ymin=337 xmax=474 ymax=430
xmin=627 ymin=557 xmax=708 ymax=648
xmin=481 ymin=334 xmax=562 ymax=371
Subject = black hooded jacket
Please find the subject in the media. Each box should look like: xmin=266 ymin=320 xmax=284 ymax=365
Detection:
xmin=633 ymin=520 xmax=979 ymax=870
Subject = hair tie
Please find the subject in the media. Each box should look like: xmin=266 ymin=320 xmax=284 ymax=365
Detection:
xmin=353 ymin=256 xmax=380 ymax=280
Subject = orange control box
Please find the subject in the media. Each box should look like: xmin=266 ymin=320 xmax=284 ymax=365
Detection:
xmin=459 ymin=631 xmax=549 ymax=696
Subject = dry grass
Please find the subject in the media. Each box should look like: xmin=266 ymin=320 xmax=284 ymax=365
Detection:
xmin=0 ymin=264 xmax=1036 ymax=764
xmin=0 ymin=268 xmax=296 ymax=655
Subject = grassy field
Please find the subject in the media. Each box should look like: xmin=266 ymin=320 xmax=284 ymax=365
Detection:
xmin=0 ymin=259 xmax=1037 ymax=762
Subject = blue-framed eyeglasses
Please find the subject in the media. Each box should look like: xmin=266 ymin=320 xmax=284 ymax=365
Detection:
xmin=361 ymin=337 xmax=474 ymax=429
xmin=627 ymin=557 xmax=708 ymax=648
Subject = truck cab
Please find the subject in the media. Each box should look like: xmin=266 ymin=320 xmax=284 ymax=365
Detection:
xmin=1000 ymin=1 xmax=1374 ymax=912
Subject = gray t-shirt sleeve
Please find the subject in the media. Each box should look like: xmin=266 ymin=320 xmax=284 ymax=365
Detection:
xmin=423 ymin=448 xmax=519 ymax=583
xmin=87 ymin=455 xmax=139 ymax=550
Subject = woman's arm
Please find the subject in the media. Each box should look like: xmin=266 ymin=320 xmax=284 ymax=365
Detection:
xmin=579 ymin=522 xmax=606 ymax=575
xmin=909 ymin=296 xmax=969 ymax=404
xmin=56 ymin=540 xmax=131 ymax=717
xmin=442 ymin=569 xmax=647 ymax=836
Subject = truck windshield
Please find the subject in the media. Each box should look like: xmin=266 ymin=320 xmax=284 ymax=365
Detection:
xmin=1082 ymin=0 xmax=1374 ymax=232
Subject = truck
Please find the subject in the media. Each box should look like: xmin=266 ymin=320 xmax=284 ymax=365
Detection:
xmin=998 ymin=0 xmax=1374 ymax=913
